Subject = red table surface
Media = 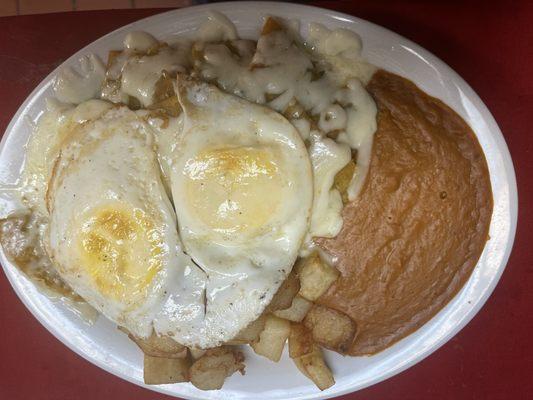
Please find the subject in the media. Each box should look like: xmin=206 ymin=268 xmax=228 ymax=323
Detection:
xmin=0 ymin=1 xmax=531 ymax=399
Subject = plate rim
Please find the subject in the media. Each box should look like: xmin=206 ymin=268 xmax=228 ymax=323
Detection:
xmin=0 ymin=2 xmax=518 ymax=399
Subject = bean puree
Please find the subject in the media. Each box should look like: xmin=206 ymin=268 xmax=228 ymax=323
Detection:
xmin=316 ymin=70 xmax=493 ymax=355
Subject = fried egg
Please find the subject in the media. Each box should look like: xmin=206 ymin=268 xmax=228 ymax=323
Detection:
xmin=153 ymin=77 xmax=313 ymax=345
xmin=45 ymin=106 xmax=205 ymax=339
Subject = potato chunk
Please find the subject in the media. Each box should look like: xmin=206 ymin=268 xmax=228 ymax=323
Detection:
xmin=293 ymin=344 xmax=335 ymax=390
xmin=297 ymin=253 xmax=339 ymax=301
xmin=288 ymin=323 xmax=314 ymax=359
xmin=148 ymin=95 xmax=181 ymax=118
xmin=273 ymin=295 xmax=312 ymax=322
xmin=226 ymin=314 xmax=267 ymax=345
xmin=261 ymin=17 xmax=283 ymax=35
xmin=267 ymin=270 xmax=300 ymax=312
xmin=153 ymin=70 xmax=176 ymax=103
xmin=143 ymin=355 xmax=190 ymax=385
xmin=289 ymin=323 xmax=335 ymax=389
xmin=106 ymin=50 xmax=122 ymax=69
xmin=333 ymin=159 xmax=356 ymax=203
xmin=189 ymin=347 xmax=245 ymax=390
xmin=121 ymin=328 xmax=187 ymax=359
xmin=250 ymin=315 xmax=291 ymax=362
xmin=303 ymin=305 xmax=357 ymax=354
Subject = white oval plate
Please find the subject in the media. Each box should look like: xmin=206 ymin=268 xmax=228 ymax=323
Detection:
xmin=0 ymin=2 xmax=517 ymax=399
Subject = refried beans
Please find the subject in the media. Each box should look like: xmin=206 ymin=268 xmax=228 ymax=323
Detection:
xmin=316 ymin=70 xmax=493 ymax=355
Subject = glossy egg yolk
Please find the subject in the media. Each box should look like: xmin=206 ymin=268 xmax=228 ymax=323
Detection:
xmin=78 ymin=205 xmax=164 ymax=305
xmin=183 ymin=146 xmax=284 ymax=237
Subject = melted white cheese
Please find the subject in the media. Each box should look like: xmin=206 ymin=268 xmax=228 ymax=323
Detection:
xmin=53 ymin=55 xmax=106 ymax=104
xmin=124 ymin=31 xmax=158 ymax=53
xmin=197 ymin=11 xmax=238 ymax=42
xmin=120 ymin=46 xmax=189 ymax=107
xmin=101 ymin=33 xmax=191 ymax=107
xmin=307 ymin=132 xmax=351 ymax=238
xmin=307 ymin=22 xmax=376 ymax=86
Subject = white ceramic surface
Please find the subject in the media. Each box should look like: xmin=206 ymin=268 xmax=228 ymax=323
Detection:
xmin=0 ymin=2 xmax=517 ymax=399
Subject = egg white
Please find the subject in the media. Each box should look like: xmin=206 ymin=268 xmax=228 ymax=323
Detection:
xmin=22 ymin=99 xmax=114 ymax=217
xmin=45 ymin=106 xmax=206 ymax=340
xmin=152 ymin=76 xmax=313 ymax=346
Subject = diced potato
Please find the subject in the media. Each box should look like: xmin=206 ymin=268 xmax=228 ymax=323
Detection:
xmin=297 ymin=253 xmax=339 ymax=301
xmin=284 ymin=100 xmax=306 ymax=120
xmin=326 ymin=130 xmax=342 ymax=140
xmin=250 ymin=315 xmax=291 ymax=362
xmin=310 ymin=69 xmax=325 ymax=82
xmin=273 ymin=295 xmax=312 ymax=322
xmin=120 ymin=328 xmax=187 ymax=359
xmin=225 ymin=39 xmax=256 ymax=58
xmin=288 ymin=323 xmax=314 ymax=359
xmin=303 ymin=305 xmax=357 ymax=354
xmin=100 ymin=78 xmax=121 ymax=101
xmin=267 ymin=271 xmax=300 ymax=312
xmin=149 ymin=95 xmax=181 ymax=118
xmin=153 ymin=70 xmax=176 ymax=103
xmin=128 ymin=95 xmax=142 ymax=110
xmin=265 ymin=92 xmax=280 ymax=102
xmin=189 ymin=348 xmax=207 ymax=360
xmin=226 ymin=314 xmax=267 ymax=345
xmin=333 ymin=159 xmax=356 ymax=203
xmin=191 ymin=42 xmax=205 ymax=65
xmin=261 ymin=17 xmax=283 ymax=35
xmin=146 ymin=42 xmax=164 ymax=56
xmin=251 ymin=17 xmax=283 ymax=69
xmin=143 ymin=355 xmax=190 ymax=385
xmin=106 ymin=50 xmax=122 ymax=69
xmin=189 ymin=347 xmax=245 ymax=391
xmin=293 ymin=344 xmax=335 ymax=390
xmin=293 ymin=357 xmax=311 ymax=379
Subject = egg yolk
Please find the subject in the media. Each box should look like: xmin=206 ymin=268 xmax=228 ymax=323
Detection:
xmin=78 ymin=205 xmax=163 ymax=305
xmin=184 ymin=146 xmax=284 ymax=237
